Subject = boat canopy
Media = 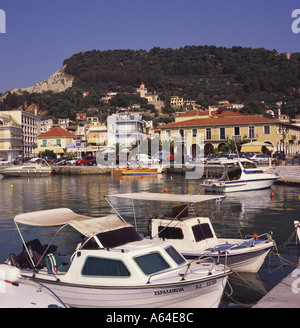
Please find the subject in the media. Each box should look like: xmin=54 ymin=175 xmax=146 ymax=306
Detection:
xmin=107 ymin=192 xmax=224 ymax=203
xmin=14 ymin=208 xmax=132 ymax=237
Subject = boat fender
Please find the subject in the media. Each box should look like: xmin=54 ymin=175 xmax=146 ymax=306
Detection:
xmin=0 ymin=264 xmax=21 ymax=283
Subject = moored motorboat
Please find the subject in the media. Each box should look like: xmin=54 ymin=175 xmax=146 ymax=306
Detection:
xmin=113 ymin=167 xmax=162 ymax=176
xmin=0 ymin=158 xmax=52 ymax=177
xmin=107 ymin=193 xmax=275 ymax=273
xmin=202 ymin=159 xmax=279 ymax=193
xmin=6 ymin=208 xmax=230 ymax=308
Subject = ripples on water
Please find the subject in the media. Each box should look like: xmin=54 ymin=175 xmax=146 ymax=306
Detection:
xmin=1 ymin=173 xmax=300 ymax=307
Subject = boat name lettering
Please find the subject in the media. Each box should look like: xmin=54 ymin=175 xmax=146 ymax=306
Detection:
xmin=154 ymin=287 xmax=184 ymax=296
xmin=196 ymin=279 xmax=216 ymax=289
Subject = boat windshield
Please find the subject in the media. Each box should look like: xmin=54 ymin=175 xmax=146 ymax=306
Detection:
xmin=82 ymin=227 xmax=142 ymax=249
xmin=220 ymin=166 xmax=241 ymax=181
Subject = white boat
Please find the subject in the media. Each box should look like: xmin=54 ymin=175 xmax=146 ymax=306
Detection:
xmin=0 ymin=158 xmax=52 ymax=177
xmin=0 ymin=264 xmax=66 ymax=308
xmin=107 ymin=193 xmax=275 ymax=273
xmin=202 ymin=159 xmax=279 ymax=193
xmin=6 ymin=208 xmax=230 ymax=308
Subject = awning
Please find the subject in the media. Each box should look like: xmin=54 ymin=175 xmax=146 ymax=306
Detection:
xmin=240 ymin=145 xmax=262 ymax=152
xmin=240 ymin=142 xmax=274 ymax=153
xmin=14 ymin=208 xmax=131 ymax=237
xmin=107 ymin=192 xmax=224 ymax=203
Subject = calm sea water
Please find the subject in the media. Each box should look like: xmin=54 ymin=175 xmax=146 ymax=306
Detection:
xmin=0 ymin=172 xmax=299 ymax=307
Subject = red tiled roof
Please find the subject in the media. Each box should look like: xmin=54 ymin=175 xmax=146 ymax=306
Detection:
xmin=160 ymin=115 xmax=276 ymax=128
xmin=37 ymin=127 xmax=76 ymax=138
xmin=175 ymin=109 xmax=244 ymax=117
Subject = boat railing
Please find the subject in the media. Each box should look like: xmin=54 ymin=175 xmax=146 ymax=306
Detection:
xmin=146 ymin=256 xmax=219 ymax=284
xmin=244 ymin=231 xmax=273 ymax=241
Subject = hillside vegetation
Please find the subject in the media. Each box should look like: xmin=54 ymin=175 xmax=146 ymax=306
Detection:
xmin=1 ymin=46 xmax=300 ymax=122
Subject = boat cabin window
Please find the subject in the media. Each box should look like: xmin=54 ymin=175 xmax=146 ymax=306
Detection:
xmin=222 ymin=167 xmax=241 ymax=181
xmin=82 ymin=256 xmax=130 ymax=277
xmin=192 ymin=223 xmax=214 ymax=242
xmin=164 ymin=245 xmax=186 ymax=265
xmin=134 ymin=252 xmax=170 ymax=275
xmin=157 ymin=226 xmax=184 ymax=240
xmin=82 ymin=227 xmax=142 ymax=249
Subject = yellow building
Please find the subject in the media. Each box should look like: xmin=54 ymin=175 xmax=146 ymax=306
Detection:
xmin=37 ymin=126 xmax=76 ymax=156
xmin=160 ymin=109 xmax=300 ymax=156
xmin=86 ymin=124 xmax=107 ymax=150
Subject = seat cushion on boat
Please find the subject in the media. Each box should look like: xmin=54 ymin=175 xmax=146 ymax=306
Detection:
xmin=45 ymin=253 xmax=68 ymax=274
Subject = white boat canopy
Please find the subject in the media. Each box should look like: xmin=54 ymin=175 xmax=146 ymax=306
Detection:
xmin=14 ymin=208 xmax=132 ymax=237
xmin=107 ymin=192 xmax=224 ymax=203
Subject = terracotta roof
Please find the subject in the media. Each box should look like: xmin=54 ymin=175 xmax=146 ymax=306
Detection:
xmin=175 ymin=109 xmax=244 ymax=117
xmin=37 ymin=127 xmax=76 ymax=138
xmin=160 ymin=115 xmax=277 ymax=129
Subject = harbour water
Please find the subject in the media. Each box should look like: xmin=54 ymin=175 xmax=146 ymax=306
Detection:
xmin=0 ymin=173 xmax=299 ymax=307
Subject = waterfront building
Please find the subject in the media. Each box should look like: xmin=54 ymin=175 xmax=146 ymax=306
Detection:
xmin=159 ymin=109 xmax=300 ymax=156
xmin=0 ymin=112 xmax=23 ymax=161
xmin=36 ymin=126 xmax=76 ymax=157
xmin=9 ymin=110 xmax=41 ymax=158
xmin=107 ymin=109 xmax=145 ymax=149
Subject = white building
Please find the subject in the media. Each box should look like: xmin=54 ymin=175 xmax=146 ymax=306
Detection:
xmin=9 ymin=110 xmax=41 ymax=157
xmin=107 ymin=109 xmax=145 ymax=148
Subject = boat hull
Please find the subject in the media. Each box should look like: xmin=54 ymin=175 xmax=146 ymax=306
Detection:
xmin=0 ymin=278 xmax=65 ymax=308
xmin=113 ymin=168 xmax=160 ymax=176
xmin=203 ymin=177 xmax=278 ymax=193
xmin=0 ymin=168 xmax=51 ymax=177
xmin=24 ymin=273 xmax=228 ymax=308
xmin=183 ymin=244 xmax=273 ymax=273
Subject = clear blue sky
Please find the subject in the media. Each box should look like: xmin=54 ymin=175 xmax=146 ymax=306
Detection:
xmin=0 ymin=0 xmax=300 ymax=93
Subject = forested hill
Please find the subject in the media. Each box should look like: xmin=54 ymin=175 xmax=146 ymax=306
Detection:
xmin=64 ymin=46 xmax=300 ymax=107
xmin=2 ymin=46 xmax=300 ymax=121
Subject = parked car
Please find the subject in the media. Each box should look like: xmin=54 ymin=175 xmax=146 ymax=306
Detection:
xmin=250 ymin=153 xmax=274 ymax=165
xmin=76 ymin=156 xmax=95 ymax=166
xmin=65 ymin=157 xmax=81 ymax=165
xmin=273 ymin=151 xmax=285 ymax=160
xmin=0 ymin=157 xmax=10 ymax=165
xmin=134 ymin=154 xmax=160 ymax=165
xmin=173 ymin=154 xmax=194 ymax=165
xmin=53 ymin=157 xmax=68 ymax=166
xmin=154 ymin=151 xmax=174 ymax=163
xmin=205 ymin=153 xmax=228 ymax=164
xmin=85 ymin=158 xmax=97 ymax=166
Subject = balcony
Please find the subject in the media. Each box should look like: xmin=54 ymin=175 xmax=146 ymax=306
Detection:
xmin=205 ymin=135 xmax=230 ymax=142
xmin=243 ymin=134 xmax=258 ymax=141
